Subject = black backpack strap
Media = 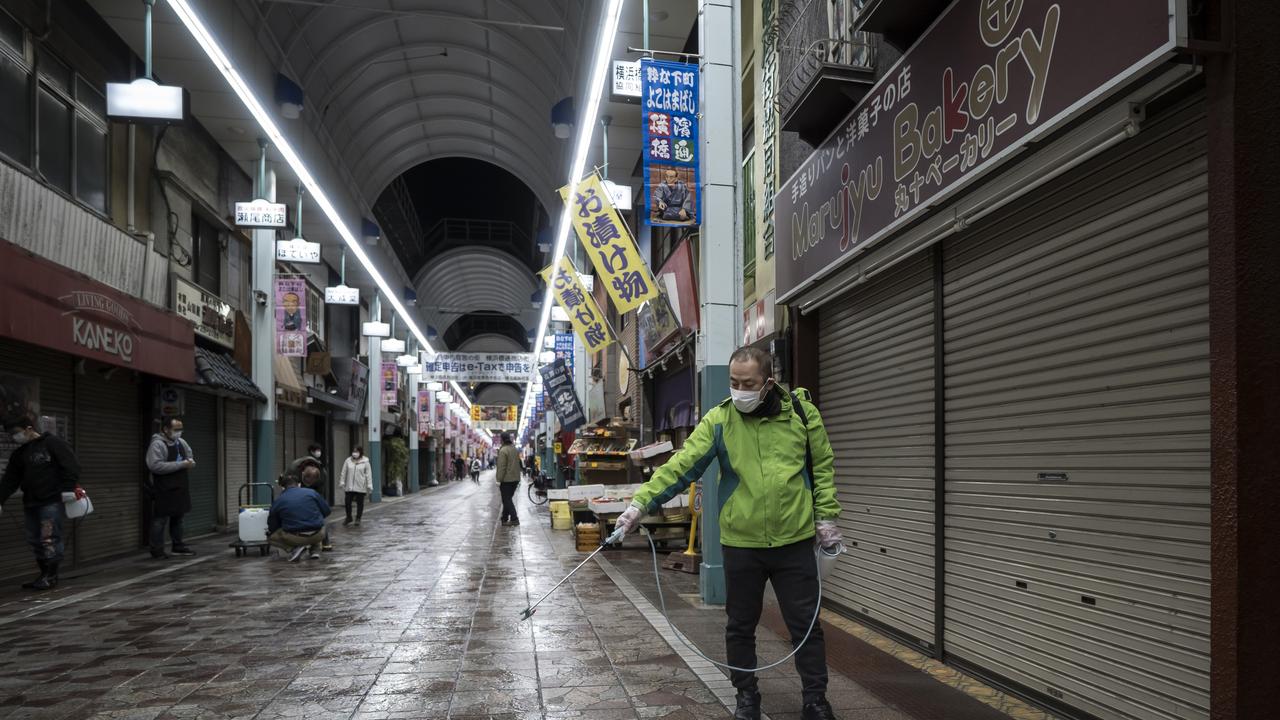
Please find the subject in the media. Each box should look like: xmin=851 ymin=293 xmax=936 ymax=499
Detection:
xmin=790 ymin=392 xmax=816 ymax=495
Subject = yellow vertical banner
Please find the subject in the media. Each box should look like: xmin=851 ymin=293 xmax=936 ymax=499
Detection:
xmin=559 ymin=174 xmax=661 ymax=314
xmin=540 ymin=255 xmax=616 ymax=354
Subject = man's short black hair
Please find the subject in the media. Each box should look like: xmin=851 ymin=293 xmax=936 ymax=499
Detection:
xmin=160 ymin=416 xmax=183 ymax=430
xmin=3 ymin=415 xmax=35 ymax=432
xmin=501 ymin=433 xmax=513 ymax=445
xmin=729 ymin=346 xmax=773 ymax=379
xmin=282 ymin=473 xmax=300 ymax=487
xmin=308 ymin=443 xmax=323 ymax=453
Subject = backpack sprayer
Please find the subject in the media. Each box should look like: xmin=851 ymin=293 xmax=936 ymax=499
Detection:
xmin=518 ymin=524 xmax=845 ymax=674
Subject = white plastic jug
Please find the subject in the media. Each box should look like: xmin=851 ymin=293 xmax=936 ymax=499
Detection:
xmin=64 ymin=493 xmax=93 ymax=519
xmin=816 ymin=541 xmax=844 ymax=581
xmin=238 ymin=507 xmax=270 ymax=544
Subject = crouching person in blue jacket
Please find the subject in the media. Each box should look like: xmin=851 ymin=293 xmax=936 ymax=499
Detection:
xmin=267 ymin=466 xmax=330 ymax=562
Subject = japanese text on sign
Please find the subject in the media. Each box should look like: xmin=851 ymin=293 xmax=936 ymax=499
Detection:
xmin=774 ymin=0 xmax=1178 ymax=300
xmin=274 ymin=277 xmax=307 ymax=357
xmin=420 ymin=352 xmax=537 ymax=384
xmin=275 ymin=238 xmax=321 ymax=264
xmin=642 ymin=58 xmax=699 ymax=227
xmin=540 ymin=255 xmax=615 ymax=353
xmin=235 ymin=200 xmax=287 ymax=228
xmin=559 ymin=174 xmax=660 ymax=314
xmin=539 ymin=359 xmax=585 ymax=432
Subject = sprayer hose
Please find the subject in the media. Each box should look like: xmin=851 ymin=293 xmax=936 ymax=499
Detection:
xmin=643 ymin=532 xmax=823 ymax=674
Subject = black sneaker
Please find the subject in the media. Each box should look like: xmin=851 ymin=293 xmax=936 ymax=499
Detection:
xmin=343 ymin=517 xmax=353 ymax=526
xmin=321 ymin=543 xmax=334 ymax=551
xmin=733 ymin=690 xmax=761 ymax=720
xmin=151 ymin=551 xmax=170 ymax=560
xmin=171 ymin=547 xmax=196 ymax=557
xmin=308 ymin=550 xmax=321 ymax=560
xmin=801 ymin=699 xmax=837 ymax=720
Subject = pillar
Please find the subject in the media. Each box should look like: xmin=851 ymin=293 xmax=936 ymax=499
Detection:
xmin=408 ymin=417 xmax=420 ymax=493
xmin=250 ymin=142 xmax=277 ymax=504
xmin=427 ymin=390 xmax=439 ymax=485
xmin=1207 ymin=1 xmax=1280 ymax=716
xmin=696 ymin=0 xmax=742 ymax=605
xmin=367 ymin=295 xmax=382 ymax=503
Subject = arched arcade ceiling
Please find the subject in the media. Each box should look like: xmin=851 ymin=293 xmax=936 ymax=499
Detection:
xmin=414 ymin=247 xmax=540 ymax=349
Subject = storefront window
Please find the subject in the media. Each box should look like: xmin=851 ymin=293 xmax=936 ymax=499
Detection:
xmin=37 ymin=86 xmax=72 ymax=192
xmin=0 ymin=52 xmax=28 ymax=166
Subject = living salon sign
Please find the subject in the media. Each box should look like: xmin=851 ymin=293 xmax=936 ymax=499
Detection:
xmin=775 ymin=0 xmax=1181 ymax=300
xmin=0 ymin=239 xmax=196 ymax=382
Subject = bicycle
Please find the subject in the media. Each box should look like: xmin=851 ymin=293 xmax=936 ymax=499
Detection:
xmin=527 ymin=471 xmax=550 ymax=506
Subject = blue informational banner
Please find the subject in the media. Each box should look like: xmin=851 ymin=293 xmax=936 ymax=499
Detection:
xmin=554 ymin=332 xmax=575 ymax=372
xmin=641 ymin=58 xmax=700 ymax=228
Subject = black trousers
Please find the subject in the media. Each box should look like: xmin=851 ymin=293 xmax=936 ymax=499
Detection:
xmin=344 ymin=492 xmax=366 ymax=521
xmin=499 ymin=481 xmax=519 ymax=522
xmin=723 ymin=539 xmax=827 ymax=702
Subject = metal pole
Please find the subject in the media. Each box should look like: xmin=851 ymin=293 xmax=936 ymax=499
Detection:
xmin=143 ymin=0 xmax=154 ymax=79
xmin=367 ymin=294 xmax=383 ymax=502
xmin=294 ymin=185 xmax=304 ymax=237
xmin=408 ymin=339 xmax=420 ymax=493
xmin=696 ymin=0 xmax=743 ymax=606
xmin=601 ymin=116 xmax=611 ymax=180
xmin=251 ymin=138 xmax=278 ymax=503
xmin=643 ymin=0 xmax=649 ymax=51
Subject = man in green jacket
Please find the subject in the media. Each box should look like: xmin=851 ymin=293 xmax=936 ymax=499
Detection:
xmin=615 ymin=346 xmax=843 ymax=720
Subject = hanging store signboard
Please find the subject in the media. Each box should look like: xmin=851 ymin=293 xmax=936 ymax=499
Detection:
xmin=540 ymin=256 xmax=615 ymax=353
xmin=172 ymin=276 xmax=234 ymax=349
xmin=417 ymin=389 xmax=432 ymax=430
xmin=775 ymin=0 xmax=1181 ymax=301
xmin=0 ymin=239 xmax=195 ymax=382
xmin=420 ymin=352 xmax=536 ymax=384
xmin=611 ymin=59 xmax=642 ymax=100
xmin=559 ymin=173 xmax=660 ymax=314
xmin=539 ymin=359 xmax=585 ymax=433
xmin=381 ymin=360 xmax=398 ymax=409
xmin=324 ymin=285 xmax=360 ymax=305
xmin=641 ymin=58 xmax=700 ymax=227
xmin=234 ymin=199 xmax=288 ymax=228
xmin=470 ymin=404 xmax=519 ymax=431
xmin=275 ymin=238 xmax=322 ymax=264
xmin=274 ymin=277 xmax=307 ymax=356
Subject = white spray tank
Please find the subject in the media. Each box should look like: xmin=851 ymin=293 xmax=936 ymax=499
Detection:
xmin=816 ymin=541 xmax=844 ymax=581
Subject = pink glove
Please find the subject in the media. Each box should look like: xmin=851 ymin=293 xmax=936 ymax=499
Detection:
xmin=613 ymin=505 xmax=643 ymax=541
xmin=815 ymin=520 xmax=843 ymax=549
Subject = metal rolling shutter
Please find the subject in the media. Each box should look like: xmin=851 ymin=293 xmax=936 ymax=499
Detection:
xmin=0 ymin=341 xmax=74 ymax=580
xmin=73 ymin=364 xmax=142 ymax=562
xmin=333 ymin=422 xmax=352 ymax=460
xmin=181 ymin=391 xmax=219 ymax=537
xmin=941 ymin=97 xmax=1208 ymax=720
xmin=224 ymin=401 xmax=250 ymax=521
xmin=818 ymin=253 xmax=936 ymax=646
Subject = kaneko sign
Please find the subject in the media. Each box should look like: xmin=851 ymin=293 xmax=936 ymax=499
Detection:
xmin=775 ymin=0 xmax=1179 ymax=301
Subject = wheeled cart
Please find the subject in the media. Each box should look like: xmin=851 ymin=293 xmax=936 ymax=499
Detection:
xmin=230 ymin=482 xmax=276 ymax=557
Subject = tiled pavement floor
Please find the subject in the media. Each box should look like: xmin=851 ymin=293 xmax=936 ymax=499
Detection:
xmin=0 ymin=474 xmax=1016 ymax=720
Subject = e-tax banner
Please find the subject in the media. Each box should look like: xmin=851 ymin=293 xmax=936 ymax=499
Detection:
xmin=773 ymin=0 xmax=1179 ymax=301
xmin=421 ymin=352 xmax=535 ymax=384
xmin=540 ymin=256 xmax=615 ymax=353
xmin=559 ymin=173 xmax=660 ymax=314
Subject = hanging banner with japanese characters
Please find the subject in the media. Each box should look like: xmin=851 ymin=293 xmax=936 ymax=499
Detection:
xmin=274 ymin=277 xmax=307 ymax=357
xmin=470 ymin=404 xmax=519 ymax=431
xmin=554 ymin=332 xmax=575 ymax=372
xmin=539 ymin=359 xmax=585 ymax=433
xmin=559 ymin=174 xmax=660 ymax=314
xmin=417 ymin=389 xmax=432 ymax=430
xmin=381 ymin=361 xmax=398 ymax=409
xmin=420 ymin=352 xmax=536 ymax=384
xmin=774 ymin=0 xmax=1179 ymax=301
xmin=641 ymin=58 xmax=699 ymax=227
xmin=540 ymin=256 xmax=616 ymax=353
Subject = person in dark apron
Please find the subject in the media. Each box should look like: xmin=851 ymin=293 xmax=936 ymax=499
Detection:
xmin=145 ymin=417 xmax=196 ymax=559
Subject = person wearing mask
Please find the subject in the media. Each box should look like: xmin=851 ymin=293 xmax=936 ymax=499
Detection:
xmin=145 ymin=417 xmax=197 ymax=559
xmin=0 ymin=416 xmax=80 ymax=590
xmin=339 ymin=446 xmax=373 ymax=526
xmin=267 ymin=467 xmax=331 ymax=562
xmin=470 ymin=456 xmax=482 ymax=483
xmin=289 ymin=444 xmax=332 ymax=550
xmin=494 ymin=433 xmax=522 ymax=526
xmin=613 ymin=346 xmax=844 ymax=720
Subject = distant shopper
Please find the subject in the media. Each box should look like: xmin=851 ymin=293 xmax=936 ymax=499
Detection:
xmin=0 ymin=416 xmax=80 ymax=590
xmin=453 ymin=455 xmax=465 ymax=482
xmin=145 ymin=417 xmax=197 ymax=559
xmin=470 ymin=457 xmax=482 ymax=483
xmin=524 ymin=451 xmax=537 ymax=480
xmin=495 ymin=433 xmax=521 ymax=526
xmin=339 ymin=446 xmax=373 ymax=526
xmin=267 ymin=468 xmax=330 ymax=562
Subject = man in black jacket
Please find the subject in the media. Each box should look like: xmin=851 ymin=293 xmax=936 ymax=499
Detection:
xmin=0 ymin=415 xmax=80 ymax=590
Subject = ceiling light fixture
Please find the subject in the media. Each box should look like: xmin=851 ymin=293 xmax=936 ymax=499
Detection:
xmin=516 ymin=0 xmax=627 ymax=436
xmin=165 ymin=0 xmax=481 ymax=404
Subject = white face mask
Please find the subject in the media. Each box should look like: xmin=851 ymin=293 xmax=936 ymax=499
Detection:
xmin=170 ymin=430 xmax=183 ymax=440
xmin=730 ymin=380 xmax=774 ymax=414
xmin=352 ymin=452 xmax=361 ymax=459
xmin=312 ymin=451 xmax=322 ymax=459
xmin=11 ymin=431 xmax=30 ymax=445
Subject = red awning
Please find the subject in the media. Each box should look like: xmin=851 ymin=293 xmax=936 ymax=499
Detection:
xmin=0 ymin=239 xmax=196 ymax=382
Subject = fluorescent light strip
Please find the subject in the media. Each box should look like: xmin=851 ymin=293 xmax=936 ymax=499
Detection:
xmin=165 ymin=0 xmax=478 ymax=406
xmin=517 ymin=0 xmax=626 ymax=436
